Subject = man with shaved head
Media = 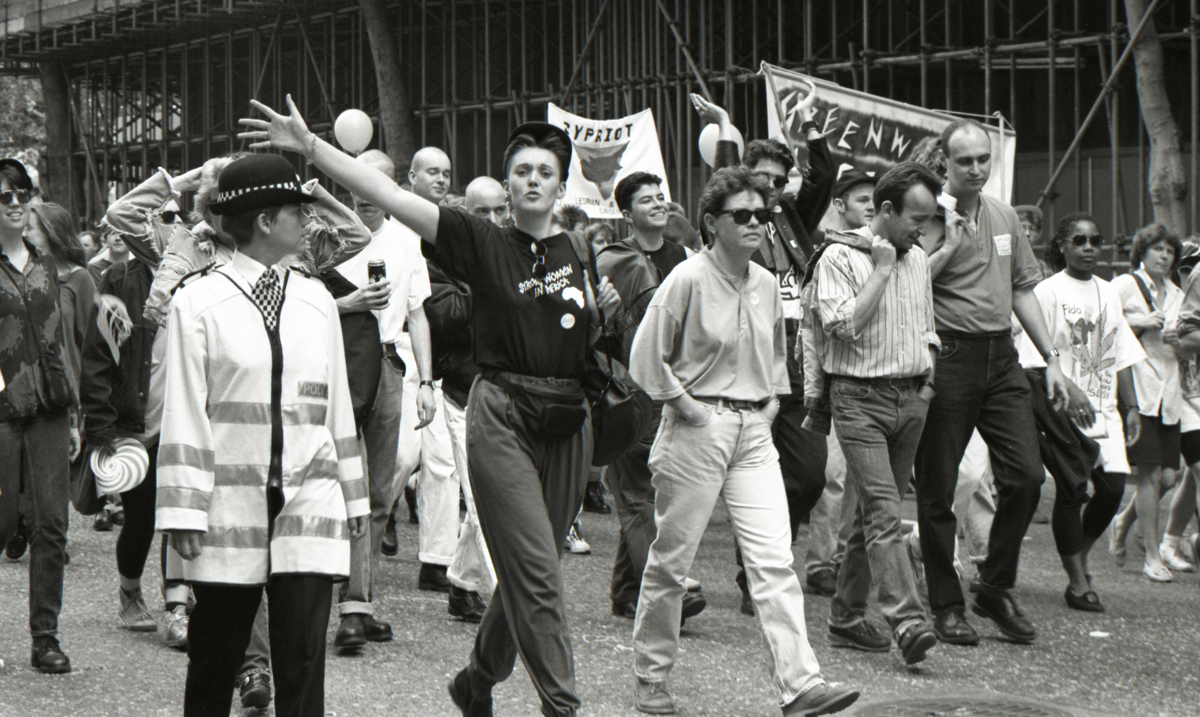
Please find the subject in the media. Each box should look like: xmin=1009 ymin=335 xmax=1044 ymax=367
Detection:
xmin=464 ymin=176 xmax=509 ymax=227
xmin=390 ymin=148 xmax=465 ymax=607
xmin=330 ymin=147 xmax=438 ymax=651
xmin=425 ymin=174 xmax=512 ymax=623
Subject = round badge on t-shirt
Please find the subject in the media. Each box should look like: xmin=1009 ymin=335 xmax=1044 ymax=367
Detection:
xmin=561 ymin=314 xmax=576 ymax=329
xmin=750 ymin=292 xmax=760 ymax=305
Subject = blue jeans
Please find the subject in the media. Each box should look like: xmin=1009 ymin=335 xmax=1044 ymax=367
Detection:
xmin=0 ymin=411 xmax=71 ymax=638
xmin=828 ymin=377 xmax=929 ymax=637
xmin=914 ymin=333 xmax=1044 ymax=613
xmin=633 ymin=402 xmax=824 ymax=706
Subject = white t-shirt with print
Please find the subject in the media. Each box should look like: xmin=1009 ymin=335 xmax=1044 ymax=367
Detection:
xmin=1019 ymin=272 xmax=1146 ymax=473
xmin=335 ymin=218 xmax=431 ymax=345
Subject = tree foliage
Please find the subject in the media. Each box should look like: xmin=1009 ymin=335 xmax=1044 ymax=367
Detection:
xmin=0 ymin=75 xmax=46 ymax=174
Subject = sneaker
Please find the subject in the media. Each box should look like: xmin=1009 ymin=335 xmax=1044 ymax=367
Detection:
xmin=161 ymin=605 xmax=188 ymax=650
xmin=119 ymin=587 xmax=158 ymax=632
xmin=829 ymin=621 xmax=890 ymax=652
xmin=564 ymin=521 xmax=591 ymax=554
xmin=805 ymin=568 xmax=837 ymax=597
xmin=93 ymin=511 xmax=113 ymax=532
xmin=897 ymin=622 xmax=938 ymax=665
xmin=781 ymin=682 xmax=860 ymax=716
xmin=1142 ymin=560 xmax=1173 ymax=582
xmin=1160 ymin=541 xmax=1196 ymax=573
xmin=634 ymin=677 xmax=675 ymax=715
xmin=4 ymin=515 xmax=28 ymax=559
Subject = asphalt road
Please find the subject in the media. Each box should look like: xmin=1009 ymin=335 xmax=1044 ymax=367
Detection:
xmin=2 ymin=484 xmax=1197 ymax=717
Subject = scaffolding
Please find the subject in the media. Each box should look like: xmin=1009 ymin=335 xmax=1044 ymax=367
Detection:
xmin=0 ymin=0 xmax=1196 ymax=242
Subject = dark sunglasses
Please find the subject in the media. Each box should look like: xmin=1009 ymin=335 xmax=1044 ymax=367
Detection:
xmin=0 ymin=189 xmax=32 ymax=205
xmin=158 ymin=210 xmax=178 ymax=224
xmin=1067 ymin=234 xmax=1104 ymax=248
xmin=716 ymin=208 xmax=773 ymax=225
xmin=531 ymin=240 xmax=548 ymax=280
xmin=755 ymin=172 xmax=788 ymax=190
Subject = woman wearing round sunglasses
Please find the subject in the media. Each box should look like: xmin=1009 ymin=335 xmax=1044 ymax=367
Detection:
xmin=1109 ymin=222 xmax=1186 ymax=582
xmin=1018 ymin=212 xmax=1144 ymax=609
xmin=627 ymin=166 xmax=858 ymax=717
xmin=240 ymin=96 xmax=619 ymax=717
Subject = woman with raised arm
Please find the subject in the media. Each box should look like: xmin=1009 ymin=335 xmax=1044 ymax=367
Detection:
xmin=242 ymin=96 xmax=619 ymax=717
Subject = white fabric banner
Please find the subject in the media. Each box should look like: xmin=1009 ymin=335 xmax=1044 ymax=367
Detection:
xmin=546 ymin=104 xmax=671 ymax=219
xmin=761 ymin=62 xmax=1017 ymax=203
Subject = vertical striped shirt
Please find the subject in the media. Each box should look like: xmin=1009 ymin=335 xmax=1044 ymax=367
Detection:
xmin=814 ymin=227 xmax=939 ymax=379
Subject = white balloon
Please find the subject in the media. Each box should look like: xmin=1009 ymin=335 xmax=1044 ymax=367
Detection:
xmin=334 ymin=109 xmax=374 ymax=155
xmin=698 ymin=123 xmax=745 ymax=167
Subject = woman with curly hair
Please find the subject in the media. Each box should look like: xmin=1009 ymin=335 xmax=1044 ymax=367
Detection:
xmin=1109 ymin=222 xmax=1186 ymax=581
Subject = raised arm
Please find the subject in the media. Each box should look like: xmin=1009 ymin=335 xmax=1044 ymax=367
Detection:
xmin=240 ymin=95 xmax=441 ymax=242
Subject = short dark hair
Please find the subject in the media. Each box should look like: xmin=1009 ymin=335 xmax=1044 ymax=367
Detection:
xmin=742 ymin=139 xmax=795 ymax=174
xmin=939 ymin=119 xmax=989 ymax=158
xmin=1045 ymin=211 xmax=1097 ymax=272
xmin=614 ymin=171 xmax=664 ymax=212
xmin=872 ymin=162 xmax=942 ymax=216
xmin=698 ymin=166 xmax=771 ymax=220
xmin=1130 ymin=222 xmax=1184 ymax=271
xmin=221 ymin=206 xmax=283 ymax=247
xmin=30 ymin=202 xmax=86 ymax=269
xmin=1015 ymin=205 xmax=1044 ymax=228
xmin=503 ymin=130 xmax=572 ymax=182
xmin=663 ymin=213 xmax=702 ymax=252
xmin=0 ymin=161 xmax=33 ymax=191
xmin=584 ymin=223 xmax=615 ymax=249
xmin=558 ymin=205 xmax=589 ymax=231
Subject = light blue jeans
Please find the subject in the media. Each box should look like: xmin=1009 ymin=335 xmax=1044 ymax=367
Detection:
xmin=633 ymin=402 xmax=824 ymax=706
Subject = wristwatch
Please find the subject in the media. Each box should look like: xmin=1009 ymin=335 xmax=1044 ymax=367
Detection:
xmin=419 ymin=380 xmax=435 ymax=388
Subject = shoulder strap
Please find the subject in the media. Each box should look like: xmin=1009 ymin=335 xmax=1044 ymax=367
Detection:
xmin=1130 ymin=272 xmax=1157 ymax=311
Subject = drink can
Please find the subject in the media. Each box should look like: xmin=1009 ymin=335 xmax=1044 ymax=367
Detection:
xmin=367 ymin=260 xmax=387 ymax=284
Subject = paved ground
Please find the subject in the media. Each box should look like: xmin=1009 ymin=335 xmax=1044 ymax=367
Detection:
xmin=1 ymin=484 xmax=1197 ymax=717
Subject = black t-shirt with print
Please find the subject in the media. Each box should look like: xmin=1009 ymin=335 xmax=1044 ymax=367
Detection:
xmin=645 ymin=241 xmax=688 ymax=282
xmin=434 ymin=207 xmax=589 ymax=379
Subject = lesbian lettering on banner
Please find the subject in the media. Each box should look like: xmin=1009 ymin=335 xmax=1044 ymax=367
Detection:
xmin=546 ymin=104 xmax=672 ymax=219
xmin=760 ymin=62 xmax=1017 ymax=203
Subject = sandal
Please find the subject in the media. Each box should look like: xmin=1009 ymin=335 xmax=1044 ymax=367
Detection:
xmin=1142 ymin=561 xmax=1173 ymax=583
xmin=1064 ymin=587 xmax=1104 ymax=612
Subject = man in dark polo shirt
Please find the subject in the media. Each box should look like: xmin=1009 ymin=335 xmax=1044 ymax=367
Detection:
xmin=914 ymin=119 xmax=1080 ymax=646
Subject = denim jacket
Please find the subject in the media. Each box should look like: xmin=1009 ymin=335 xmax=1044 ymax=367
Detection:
xmin=0 ymin=242 xmax=67 ymax=421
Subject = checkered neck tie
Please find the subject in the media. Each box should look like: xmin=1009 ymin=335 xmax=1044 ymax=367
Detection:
xmin=252 ymin=268 xmax=283 ymax=331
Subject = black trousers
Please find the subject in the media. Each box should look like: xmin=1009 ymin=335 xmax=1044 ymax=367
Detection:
xmin=773 ymin=393 xmax=829 ymax=535
xmin=184 ymin=575 xmax=332 ymax=717
xmin=116 ymin=443 xmax=158 ymax=580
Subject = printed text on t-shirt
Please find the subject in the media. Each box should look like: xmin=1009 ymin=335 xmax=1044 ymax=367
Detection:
xmin=518 ymin=264 xmax=575 ymax=298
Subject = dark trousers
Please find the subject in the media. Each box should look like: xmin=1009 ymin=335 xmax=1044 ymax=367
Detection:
xmin=1052 ymin=469 xmax=1126 ymax=556
xmin=774 ymin=393 xmax=828 ymax=535
xmin=117 ymin=443 xmax=158 ymax=580
xmin=913 ymin=333 xmax=1044 ymax=614
xmin=184 ymin=575 xmax=332 ymax=717
xmin=0 ymin=411 xmax=70 ymax=638
xmin=609 ymin=406 xmax=662 ymax=605
xmin=463 ymin=376 xmax=590 ymax=717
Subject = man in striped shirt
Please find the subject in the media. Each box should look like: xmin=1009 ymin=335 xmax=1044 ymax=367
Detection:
xmin=812 ymin=162 xmax=942 ymax=666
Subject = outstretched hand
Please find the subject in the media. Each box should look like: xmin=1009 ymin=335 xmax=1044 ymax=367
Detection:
xmin=690 ymin=93 xmax=730 ymax=126
xmin=238 ymin=94 xmax=313 ymax=155
xmin=790 ymin=77 xmax=819 ymax=123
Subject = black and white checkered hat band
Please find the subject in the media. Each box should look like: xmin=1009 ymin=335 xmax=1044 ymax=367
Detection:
xmin=215 ymin=180 xmax=306 ymax=204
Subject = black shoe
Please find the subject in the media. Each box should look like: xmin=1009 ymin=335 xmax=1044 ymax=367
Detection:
xmin=381 ymin=514 xmax=398 ymax=557
xmin=419 ymin=563 xmax=453 ymax=592
xmin=362 ymin=614 xmax=394 ymax=642
xmin=111 ymin=509 xmax=125 ymax=527
xmin=334 ymin=614 xmax=367 ymax=649
xmin=805 ymin=568 xmax=837 ymax=597
xmin=239 ymin=672 xmax=272 ymax=709
xmin=405 ymin=484 xmax=419 ymax=525
xmin=829 ymin=621 xmax=891 ymax=652
xmin=1064 ymin=586 xmax=1104 ymax=613
xmin=933 ymin=608 xmax=980 ymax=645
xmin=740 ymin=591 xmax=754 ymax=616
xmin=971 ymin=591 xmax=1036 ymax=643
xmin=449 ymin=586 xmax=487 ymax=623
xmin=31 ymin=637 xmax=71 ymax=674
xmin=448 ymin=667 xmax=494 ymax=717
xmin=898 ymin=622 xmax=938 ymax=665
xmin=93 ymin=511 xmax=112 ymax=532
xmin=611 ymin=599 xmax=637 ymax=619
xmin=583 ymin=481 xmax=611 ymax=514
xmin=680 ymin=592 xmax=706 ymax=627
xmin=5 ymin=515 xmax=28 ymax=559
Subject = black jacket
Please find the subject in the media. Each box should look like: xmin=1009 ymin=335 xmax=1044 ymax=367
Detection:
xmin=425 ymin=259 xmax=480 ymax=409
xmin=80 ymin=259 xmax=157 ymax=444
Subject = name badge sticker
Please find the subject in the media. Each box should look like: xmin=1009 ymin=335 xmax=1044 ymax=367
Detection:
xmin=994 ymin=233 xmax=1012 ymax=257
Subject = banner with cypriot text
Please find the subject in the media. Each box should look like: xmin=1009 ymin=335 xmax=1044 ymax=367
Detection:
xmin=547 ymin=104 xmax=672 ymax=219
